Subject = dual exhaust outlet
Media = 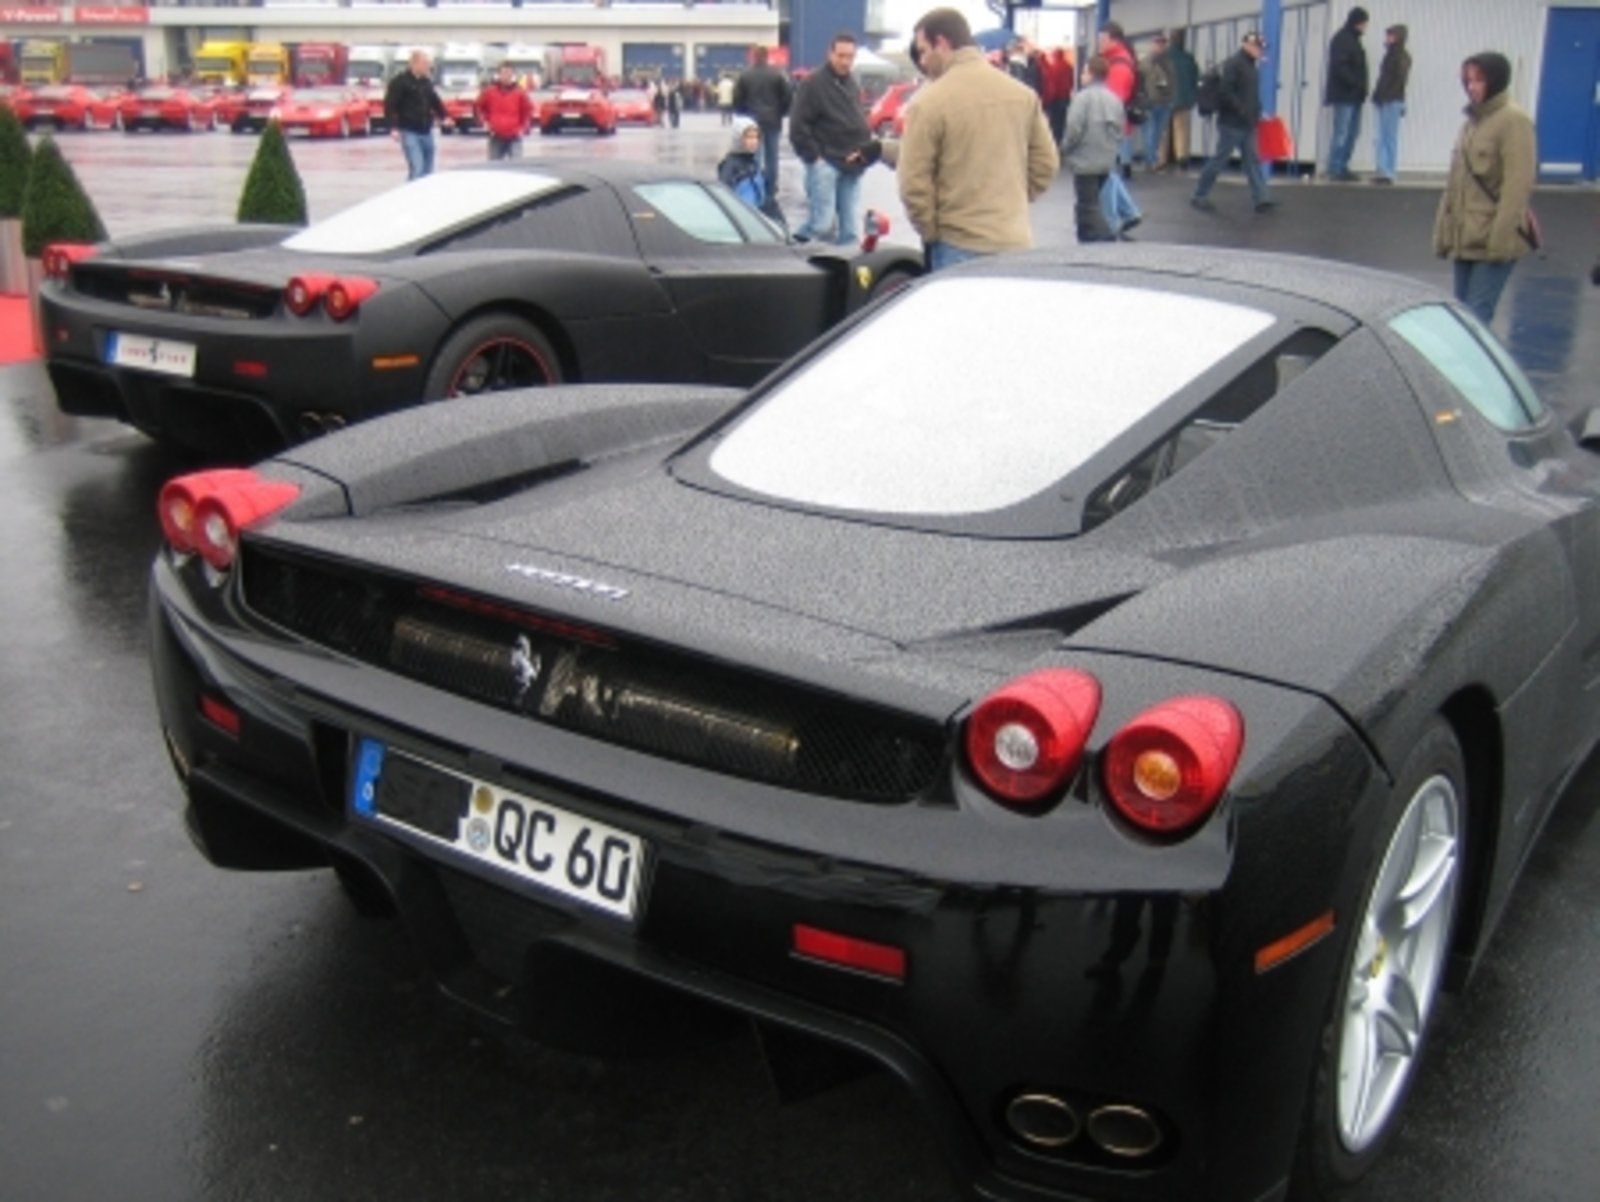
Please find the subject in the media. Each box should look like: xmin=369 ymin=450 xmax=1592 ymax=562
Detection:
xmin=1005 ymin=1093 xmax=1164 ymax=1160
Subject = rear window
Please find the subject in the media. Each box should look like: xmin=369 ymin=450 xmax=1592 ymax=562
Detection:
xmin=708 ymin=277 xmax=1276 ymax=516
xmin=282 ymin=170 xmax=565 ymax=254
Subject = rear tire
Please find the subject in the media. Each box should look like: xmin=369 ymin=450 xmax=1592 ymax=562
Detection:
xmin=423 ymin=313 xmax=563 ymax=400
xmin=1294 ymin=720 xmax=1465 ymax=1197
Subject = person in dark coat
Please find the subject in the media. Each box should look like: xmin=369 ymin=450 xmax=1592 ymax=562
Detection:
xmin=384 ymin=49 xmax=449 ymax=179
xmin=734 ymin=46 xmax=793 ymax=194
xmin=1325 ymin=6 xmax=1370 ymax=180
xmin=1163 ymin=29 xmax=1199 ymax=171
xmin=789 ymin=32 xmax=881 ymax=244
xmin=1190 ymin=31 xmax=1274 ymax=214
xmin=1370 ymin=25 xmax=1411 ymax=183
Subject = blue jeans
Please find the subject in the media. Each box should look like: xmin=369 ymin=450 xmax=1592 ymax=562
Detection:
xmin=926 ymin=241 xmax=986 ymax=271
xmin=1100 ymin=170 xmax=1141 ymax=233
xmin=1328 ymin=103 xmax=1361 ymax=176
xmin=796 ymin=159 xmax=862 ymax=245
xmin=1142 ymin=105 xmax=1172 ymax=166
xmin=759 ymin=125 xmax=781 ymax=194
xmin=1193 ymin=123 xmax=1271 ymax=206
xmin=1373 ymin=101 xmax=1403 ymax=180
xmin=400 ymin=128 xmax=435 ymax=179
xmin=1453 ymin=259 xmax=1516 ymax=326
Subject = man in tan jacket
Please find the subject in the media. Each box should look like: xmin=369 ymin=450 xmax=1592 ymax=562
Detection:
xmin=898 ymin=8 xmax=1059 ymax=271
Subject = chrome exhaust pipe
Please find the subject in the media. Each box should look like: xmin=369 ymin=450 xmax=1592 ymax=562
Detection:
xmin=1004 ymin=1093 xmax=1080 ymax=1149
xmin=1086 ymin=1104 xmax=1163 ymax=1159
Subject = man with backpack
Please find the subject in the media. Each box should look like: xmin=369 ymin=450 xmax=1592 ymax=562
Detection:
xmin=1190 ymin=31 xmax=1275 ymax=215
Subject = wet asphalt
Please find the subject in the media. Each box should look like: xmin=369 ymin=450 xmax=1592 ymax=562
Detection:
xmin=2 ymin=114 xmax=1598 ymax=1202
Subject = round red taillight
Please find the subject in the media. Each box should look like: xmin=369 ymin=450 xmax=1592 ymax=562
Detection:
xmin=43 ymin=241 xmax=97 ymax=281
xmin=323 ymin=276 xmax=377 ymax=322
xmin=157 ymin=470 xmax=298 ymax=569
xmin=157 ymin=469 xmax=254 ymax=555
xmin=1102 ymin=696 xmax=1243 ymax=835
xmin=284 ymin=273 xmax=332 ymax=317
xmin=964 ymin=669 xmax=1102 ymax=806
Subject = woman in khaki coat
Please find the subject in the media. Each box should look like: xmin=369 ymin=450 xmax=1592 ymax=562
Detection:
xmin=1433 ymin=52 xmax=1536 ymax=326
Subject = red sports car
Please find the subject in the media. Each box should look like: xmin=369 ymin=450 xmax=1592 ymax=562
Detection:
xmin=271 ymin=86 xmax=372 ymax=138
xmin=609 ymin=87 xmax=658 ymax=127
xmin=119 ymin=86 xmax=220 ymax=133
xmin=439 ymin=85 xmax=480 ymax=134
xmin=537 ymin=87 xmax=616 ymax=136
xmin=221 ymin=85 xmax=287 ymax=134
xmin=15 ymin=84 xmax=127 ymax=131
xmin=868 ymin=80 xmax=920 ymax=138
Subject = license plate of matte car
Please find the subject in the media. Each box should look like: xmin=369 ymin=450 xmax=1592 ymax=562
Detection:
xmin=105 ymin=332 xmax=197 ymax=378
xmin=349 ymin=739 xmax=644 ymax=920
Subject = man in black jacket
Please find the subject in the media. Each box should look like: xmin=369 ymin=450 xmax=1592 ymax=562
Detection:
xmin=1190 ymin=31 xmax=1274 ymax=215
xmin=788 ymin=32 xmax=881 ymax=244
xmin=385 ymin=50 xmax=449 ymax=180
xmin=1325 ymin=6 xmax=1370 ymax=181
xmin=733 ymin=46 xmax=793 ymax=194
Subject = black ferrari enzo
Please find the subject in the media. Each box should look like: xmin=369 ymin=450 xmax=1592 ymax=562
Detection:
xmin=39 ymin=159 xmax=920 ymax=458
xmin=149 ymin=246 xmax=1599 ymax=1202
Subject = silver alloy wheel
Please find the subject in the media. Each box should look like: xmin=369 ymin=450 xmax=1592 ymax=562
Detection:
xmin=1336 ymin=772 xmax=1460 ymax=1153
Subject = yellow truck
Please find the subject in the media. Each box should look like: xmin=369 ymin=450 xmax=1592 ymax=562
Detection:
xmin=246 ymin=43 xmax=290 ymax=87
xmin=191 ymin=40 xmax=250 ymax=87
xmin=19 ymin=39 xmax=68 ymax=86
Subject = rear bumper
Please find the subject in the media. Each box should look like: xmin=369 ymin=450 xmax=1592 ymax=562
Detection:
xmin=40 ymin=284 xmax=429 ymax=452
xmin=149 ymin=555 xmax=1377 ymax=1202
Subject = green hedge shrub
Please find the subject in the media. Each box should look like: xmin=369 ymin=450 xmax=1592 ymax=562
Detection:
xmin=237 ymin=121 xmax=308 ymax=225
xmin=0 ymin=106 xmax=33 ymax=219
xmin=20 ymin=135 xmax=107 ymax=256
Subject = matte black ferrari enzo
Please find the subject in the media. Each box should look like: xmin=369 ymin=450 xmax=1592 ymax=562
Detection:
xmin=149 ymin=247 xmax=1600 ymax=1202
xmin=40 ymin=159 xmax=920 ymax=458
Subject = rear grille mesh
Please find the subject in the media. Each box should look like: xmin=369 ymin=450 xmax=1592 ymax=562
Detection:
xmin=240 ymin=546 xmax=946 ymax=803
xmin=75 ymin=268 xmax=278 ymax=319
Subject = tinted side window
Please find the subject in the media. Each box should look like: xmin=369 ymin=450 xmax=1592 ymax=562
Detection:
xmin=424 ymin=188 xmax=619 ymax=256
xmin=1389 ymin=305 xmax=1544 ymax=432
xmin=633 ymin=182 xmax=743 ymax=245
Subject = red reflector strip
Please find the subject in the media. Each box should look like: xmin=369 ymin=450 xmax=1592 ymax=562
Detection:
xmin=198 ymin=693 xmax=242 ymax=738
xmin=232 ymin=360 xmax=268 ymax=378
xmin=792 ymin=924 xmax=907 ymax=982
xmin=1254 ymin=910 xmax=1336 ymax=974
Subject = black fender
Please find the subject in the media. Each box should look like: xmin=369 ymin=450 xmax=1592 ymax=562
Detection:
xmin=824 ymin=243 xmax=924 ymax=315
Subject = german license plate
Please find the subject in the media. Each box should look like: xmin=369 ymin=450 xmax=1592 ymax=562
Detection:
xmin=106 ymin=332 xmax=197 ymax=377
xmin=350 ymin=739 xmax=645 ymax=920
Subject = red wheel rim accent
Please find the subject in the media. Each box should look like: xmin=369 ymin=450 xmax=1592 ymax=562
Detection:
xmin=446 ymin=337 xmax=555 ymax=397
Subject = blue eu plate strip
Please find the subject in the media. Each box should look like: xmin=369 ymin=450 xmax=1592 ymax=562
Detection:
xmin=351 ymin=738 xmax=385 ymax=815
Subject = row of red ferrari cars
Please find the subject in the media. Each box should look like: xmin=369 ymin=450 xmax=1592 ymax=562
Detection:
xmin=1 ymin=81 xmax=378 ymax=137
xmin=1 ymin=80 xmax=664 ymax=139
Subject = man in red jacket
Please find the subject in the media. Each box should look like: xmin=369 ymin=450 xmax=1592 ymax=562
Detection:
xmin=476 ymin=63 xmax=534 ymax=161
